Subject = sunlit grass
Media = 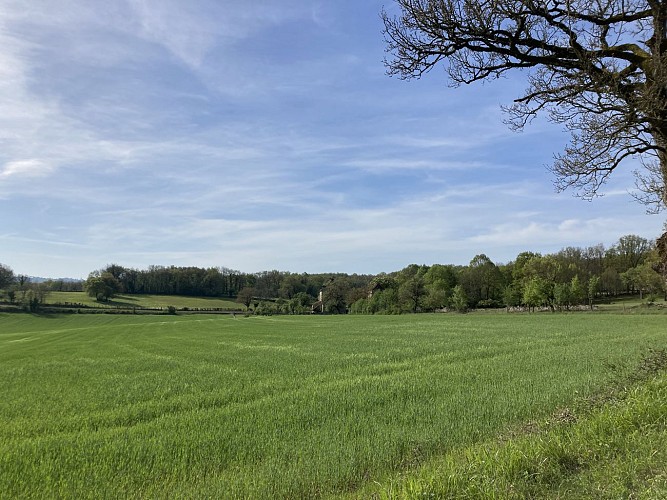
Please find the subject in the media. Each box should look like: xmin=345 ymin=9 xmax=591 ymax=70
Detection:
xmin=594 ymin=294 xmax=667 ymax=312
xmin=1 ymin=313 xmax=666 ymax=497
xmin=364 ymin=355 xmax=667 ymax=499
xmin=45 ymin=291 xmax=239 ymax=310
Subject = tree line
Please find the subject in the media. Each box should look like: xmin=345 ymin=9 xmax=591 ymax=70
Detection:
xmin=1 ymin=233 xmax=665 ymax=314
xmin=350 ymin=234 xmax=664 ymax=314
xmin=0 ymin=271 xmax=55 ymax=312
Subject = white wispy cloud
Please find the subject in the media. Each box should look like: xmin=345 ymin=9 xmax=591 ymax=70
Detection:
xmin=1 ymin=0 xmax=663 ymax=279
xmin=342 ymin=158 xmax=486 ymax=172
xmin=0 ymin=159 xmax=53 ymax=178
xmin=128 ymin=0 xmax=221 ymax=69
xmin=468 ymin=214 xmax=661 ymax=254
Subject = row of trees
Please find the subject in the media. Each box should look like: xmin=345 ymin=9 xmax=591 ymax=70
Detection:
xmin=377 ymin=0 xmax=667 ymax=307
xmin=82 ymin=233 xmax=667 ymax=313
xmin=86 ymin=265 xmax=251 ymax=298
xmin=2 ymin=233 xmax=665 ymax=314
xmin=352 ymin=234 xmax=665 ymax=314
xmin=80 ymin=265 xmax=373 ymax=304
xmin=0 ymin=266 xmax=51 ymax=312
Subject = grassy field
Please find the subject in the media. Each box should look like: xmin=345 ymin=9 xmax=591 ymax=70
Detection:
xmin=363 ymin=357 xmax=667 ymax=499
xmin=1 ymin=312 xmax=666 ymax=498
xmin=595 ymin=294 xmax=667 ymax=312
xmin=45 ymin=291 xmax=240 ymax=310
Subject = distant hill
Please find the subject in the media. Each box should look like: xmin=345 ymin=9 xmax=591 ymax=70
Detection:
xmin=28 ymin=276 xmax=83 ymax=283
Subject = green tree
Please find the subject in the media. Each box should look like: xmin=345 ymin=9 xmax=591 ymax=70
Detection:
xmin=0 ymin=263 xmax=15 ymax=291
xmin=323 ymin=279 xmax=349 ymax=314
xmin=399 ymin=276 xmax=426 ymax=313
xmin=84 ymin=272 xmax=122 ymax=302
xmin=423 ymin=264 xmax=458 ymax=290
xmin=383 ymin=1 xmax=667 ymax=209
xmin=583 ymin=244 xmax=607 ymax=278
xmin=367 ymin=288 xmax=401 ymax=314
xmin=522 ymin=255 xmax=560 ymax=311
xmin=588 ymin=275 xmax=601 ymax=310
xmin=288 ymin=292 xmax=313 ymax=314
xmin=20 ymin=289 xmax=40 ymax=312
xmin=459 ymin=254 xmax=504 ymax=308
xmin=236 ymin=287 xmax=255 ymax=310
xmin=522 ymin=278 xmax=546 ymax=313
xmin=201 ymin=268 xmax=226 ymax=297
xmin=449 ymin=285 xmax=469 ymax=313
xmin=600 ymin=267 xmax=623 ymax=296
xmin=423 ymin=284 xmax=449 ymax=311
xmin=502 ymin=284 xmax=523 ymax=309
xmin=553 ymin=282 xmax=571 ymax=311
xmin=278 ymin=274 xmax=306 ymax=299
xmin=254 ymin=270 xmax=283 ymax=299
xmin=368 ymin=275 xmax=398 ymax=293
xmin=510 ymin=252 xmax=541 ymax=286
xmin=622 ymin=264 xmax=664 ymax=300
xmin=569 ymin=275 xmax=585 ymax=307
xmin=349 ymin=298 xmax=368 ymax=314
xmin=613 ymin=235 xmax=652 ymax=272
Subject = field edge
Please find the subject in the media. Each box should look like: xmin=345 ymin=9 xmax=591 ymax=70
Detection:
xmin=349 ymin=348 xmax=667 ymax=499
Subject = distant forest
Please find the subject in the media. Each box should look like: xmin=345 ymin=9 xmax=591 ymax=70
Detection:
xmin=1 ymin=233 xmax=666 ymax=314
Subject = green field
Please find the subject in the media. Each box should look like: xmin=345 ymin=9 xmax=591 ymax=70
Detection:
xmin=595 ymin=294 xmax=667 ymax=312
xmin=45 ymin=291 xmax=240 ymax=310
xmin=1 ymin=313 xmax=666 ymax=498
xmin=365 ymin=361 xmax=667 ymax=499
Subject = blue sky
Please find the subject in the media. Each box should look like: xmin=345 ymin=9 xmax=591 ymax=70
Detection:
xmin=0 ymin=0 xmax=663 ymax=279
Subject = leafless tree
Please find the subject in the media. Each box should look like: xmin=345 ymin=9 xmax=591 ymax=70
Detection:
xmin=383 ymin=0 xmax=667 ymax=211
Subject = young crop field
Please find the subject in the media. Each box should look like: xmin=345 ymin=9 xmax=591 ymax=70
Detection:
xmin=1 ymin=312 xmax=666 ymax=498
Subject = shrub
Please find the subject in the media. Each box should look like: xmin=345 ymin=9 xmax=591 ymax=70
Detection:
xmin=449 ymin=285 xmax=469 ymax=313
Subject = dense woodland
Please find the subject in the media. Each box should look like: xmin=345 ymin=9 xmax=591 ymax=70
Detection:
xmin=1 ymin=233 xmax=666 ymax=314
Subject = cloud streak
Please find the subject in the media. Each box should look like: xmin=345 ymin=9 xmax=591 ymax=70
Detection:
xmin=0 ymin=159 xmax=52 ymax=178
xmin=0 ymin=0 xmax=663 ymax=278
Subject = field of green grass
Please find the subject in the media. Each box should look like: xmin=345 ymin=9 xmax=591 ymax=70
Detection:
xmin=594 ymin=294 xmax=667 ymax=312
xmin=1 ymin=312 xmax=666 ymax=498
xmin=45 ymin=291 xmax=240 ymax=310
xmin=364 ymin=348 xmax=667 ymax=499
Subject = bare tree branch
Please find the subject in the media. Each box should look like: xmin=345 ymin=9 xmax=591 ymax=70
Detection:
xmin=383 ymin=0 xmax=667 ymax=210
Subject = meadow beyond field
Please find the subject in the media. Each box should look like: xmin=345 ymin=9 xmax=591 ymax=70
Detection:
xmin=1 ymin=313 xmax=666 ymax=498
xmin=45 ymin=291 xmax=240 ymax=310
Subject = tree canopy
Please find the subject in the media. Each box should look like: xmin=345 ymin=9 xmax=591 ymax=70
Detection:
xmin=84 ymin=271 xmax=122 ymax=302
xmin=2 ymin=233 xmax=663 ymax=314
xmin=0 ymin=264 xmax=15 ymax=290
xmin=383 ymin=0 xmax=667 ymax=210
